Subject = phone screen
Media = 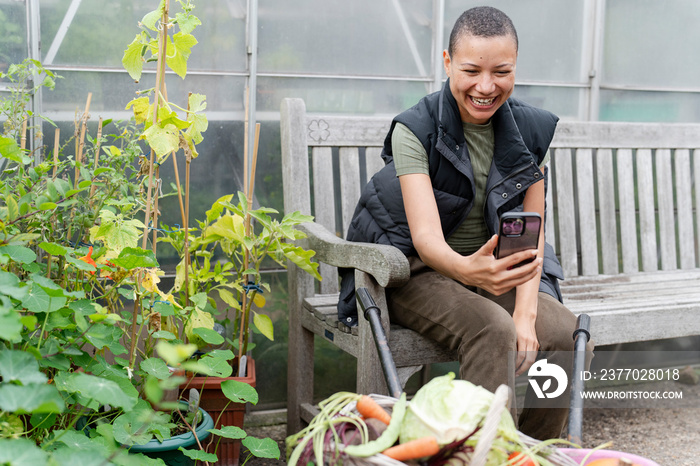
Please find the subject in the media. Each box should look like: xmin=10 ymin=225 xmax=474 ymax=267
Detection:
xmin=495 ymin=212 xmax=541 ymax=266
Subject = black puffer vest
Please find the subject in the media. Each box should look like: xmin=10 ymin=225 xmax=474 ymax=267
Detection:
xmin=338 ymin=80 xmax=564 ymax=326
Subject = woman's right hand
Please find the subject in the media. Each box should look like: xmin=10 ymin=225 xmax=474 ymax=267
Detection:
xmin=456 ymin=234 xmax=542 ymax=296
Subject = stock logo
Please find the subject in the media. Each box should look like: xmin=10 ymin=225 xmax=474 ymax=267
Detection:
xmin=528 ymin=359 xmax=568 ymax=399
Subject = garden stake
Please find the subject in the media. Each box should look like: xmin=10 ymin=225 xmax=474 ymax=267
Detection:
xmin=88 ymin=118 xmax=103 ymax=204
xmin=20 ymin=118 xmax=27 ymax=151
xmin=52 ymin=127 xmax=60 ymax=178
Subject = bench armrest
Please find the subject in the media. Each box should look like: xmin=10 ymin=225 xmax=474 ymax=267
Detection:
xmin=297 ymin=222 xmax=410 ymax=288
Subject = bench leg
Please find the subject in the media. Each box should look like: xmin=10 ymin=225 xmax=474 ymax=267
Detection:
xmin=287 ymin=269 xmax=316 ymax=435
xmin=356 ymin=272 xmax=391 ymax=395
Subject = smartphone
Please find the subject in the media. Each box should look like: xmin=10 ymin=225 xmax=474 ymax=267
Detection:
xmin=495 ymin=212 xmax=541 ymax=267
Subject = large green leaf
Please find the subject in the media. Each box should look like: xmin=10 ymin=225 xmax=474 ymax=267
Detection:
xmin=0 ymin=136 xmax=24 ymax=163
xmin=38 ymin=242 xmax=69 ymax=256
xmin=140 ymin=357 xmax=172 ymax=380
xmin=242 ymin=436 xmax=281 ymax=459
xmin=192 ymin=327 xmax=224 ymax=345
xmin=5 ymin=195 xmax=19 ymax=222
xmin=0 ymin=350 xmax=47 ymax=384
xmin=112 ymin=247 xmax=159 ymax=270
xmin=0 ymin=383 xmax=65 ymax=414
xmin=122 ymin=36 xmax=144 ymax=81
xmin=253 ymin=312 xmax=274 ymax=341
xmin=179 ymin=448 xmax=217 ymax=462
xmin=0 ymin=307 xmax=23 ymax=341
xmin=0 ymin=438 xmax=49 ymax=465
xmin=0 ymin=271 xmax=27 ymax=300
xmin=196 ymin=355 xmax=233 ymax=378
xmin=21 ymin=285 xmax=67 ymax=313
xmin=64 ymin=373 xmax=137 ymax=411
xmin=208 ymin=425 xmax=246 ymax=440
xmin=175 ymin=12 xmax=201 ymax=35
xmin=0 ymin=245 xmax=36 ymax=264
xmin=167 ymin=32 xmax=198 ymax=79
xmin=221 ymin=379 xmax=258 ymax=405
xmin=143 ymin=123 xmax=179 ymax=158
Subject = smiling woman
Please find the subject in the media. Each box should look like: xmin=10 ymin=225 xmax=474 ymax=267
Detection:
xmin=338 ymin=6 xmax=593 ymax=442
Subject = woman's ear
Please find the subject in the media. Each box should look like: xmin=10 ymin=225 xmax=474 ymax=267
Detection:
xmin=443 ymin=49 xmax=451 ymax=77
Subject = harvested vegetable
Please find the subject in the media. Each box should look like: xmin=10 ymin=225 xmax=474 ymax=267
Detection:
xmin=383 ymin=435 xmax=440 ymax=461
xmin=344 ymin=393 xmax=407 ymax=457
xmin=356 ymin=394 xmax=392 ymax=425
xmin=509 ymin=450 xmax=539 ymax=466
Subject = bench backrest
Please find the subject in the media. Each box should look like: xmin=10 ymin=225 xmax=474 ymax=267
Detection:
xmin=281 ymin=98 xmax=700 ymax=290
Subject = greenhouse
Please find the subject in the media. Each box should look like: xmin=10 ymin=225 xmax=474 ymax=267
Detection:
xmin=2 ymin=0 xmax=700 ymax=464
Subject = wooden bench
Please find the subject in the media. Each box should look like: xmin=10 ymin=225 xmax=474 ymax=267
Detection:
xmin=280 ymin=97 xmax=700 ymax=433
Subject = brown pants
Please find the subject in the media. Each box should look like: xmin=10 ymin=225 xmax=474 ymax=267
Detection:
xmin=387 ymin=256 xmax=592 ymax=440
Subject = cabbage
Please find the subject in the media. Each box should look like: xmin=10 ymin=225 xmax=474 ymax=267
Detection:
xmin=399 ymin=372 xmax=519 ymax=447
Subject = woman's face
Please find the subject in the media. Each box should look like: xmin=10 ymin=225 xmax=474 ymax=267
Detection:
xmin=443 ymin=34 xmax=517 ymax=125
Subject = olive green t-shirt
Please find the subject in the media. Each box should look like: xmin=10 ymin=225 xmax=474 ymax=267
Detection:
xmin=392 ymin=121 xmax=493 ymax=255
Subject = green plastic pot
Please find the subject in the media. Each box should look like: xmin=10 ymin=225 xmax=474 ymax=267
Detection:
xmin=127 ymin=403 xmax=214 ymax=465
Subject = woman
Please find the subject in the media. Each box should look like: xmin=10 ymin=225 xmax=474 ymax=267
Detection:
xmin=340 ymin=6 xmax=587 ymax=440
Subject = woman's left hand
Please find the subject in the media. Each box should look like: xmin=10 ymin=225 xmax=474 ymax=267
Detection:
xmin=513 ymin=310 xmax=540 ymax=376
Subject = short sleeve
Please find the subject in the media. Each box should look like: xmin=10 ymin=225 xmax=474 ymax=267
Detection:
xmin=392 ymin=123 xmax=429 ymax=176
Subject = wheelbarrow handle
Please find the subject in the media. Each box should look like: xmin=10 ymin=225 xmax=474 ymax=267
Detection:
xmin=356 ymin=288 xmax=403 ymax=398
xmin=568 ymin=313 xmax=591 ymax=445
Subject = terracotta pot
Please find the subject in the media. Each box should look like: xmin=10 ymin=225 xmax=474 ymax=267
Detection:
xmin=181 ymin=358 xmax=256 ymax=466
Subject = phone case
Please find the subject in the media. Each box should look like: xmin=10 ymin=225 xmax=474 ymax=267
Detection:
xmin=495 ymin=212 xmax=541 ymax=264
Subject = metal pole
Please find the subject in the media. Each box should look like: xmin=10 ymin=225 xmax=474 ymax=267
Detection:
xmin=355 ymin=287 xmax=402 ymax=398
xmin=432 ymin=0 xmax=445 ymax=93
xmin=568 ymin=313 xmax=591 ymax=445
xmin=27 ymin=0 xmax=43 ymax=162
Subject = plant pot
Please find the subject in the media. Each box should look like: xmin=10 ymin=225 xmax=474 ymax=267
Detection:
xmin=182 ymin=358 xmax=256 ymax=466
xmin=127 ymin=402 xmax=214 ymax=466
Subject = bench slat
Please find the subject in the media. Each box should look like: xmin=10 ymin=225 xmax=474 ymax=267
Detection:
xmin=656 ymin=149 xmax=677 ymax=270
xmin=616 ymin=149 xmax=639 ymax=273
xmin=675 ymin=149 xmax=695 ymax=270
xmin=312 ymin=147 xmax=340 ymax=293
xmin=339 ymin=147 xmax=361 ymax=236
xmin=365 ymin=147 xmax=384 ymax=179
xmin=636 ymin=149 xmax=658 ymax=272
xmin=545 ymin=164 xmax=557 ymax=253
xmin=553 ymin=148 xmax=578 ymax=276
xmin=576 ymin=148 xmax=599 ymax=275
xmin=596 ymin=149 xmax=618 ymax=274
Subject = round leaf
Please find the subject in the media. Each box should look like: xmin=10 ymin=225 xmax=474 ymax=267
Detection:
xmin=242 ymin=436 xmax=280 ymax=459
xmin=208 ymin=425 xmax=246 ymax=439
xmin=192 ymin=327 xmax=224 ymax=345
xmin=221 ymin=379 xmax=258 ymax=405
xmin=140 ymin=358 xmax=172 ymax=380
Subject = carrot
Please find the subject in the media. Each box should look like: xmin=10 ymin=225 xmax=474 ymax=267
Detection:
xmin=508 ymin=451 xmax=539 ymax=466
xmin=356 ymin=395 xmax=391 ymax=425
xmin=382 ymin=436 xmax=440 ymax=461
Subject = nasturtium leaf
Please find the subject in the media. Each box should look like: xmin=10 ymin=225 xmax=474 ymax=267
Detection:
xmin=0 ymin=438 xmax=49 ymax=465
xmin=30 ymin=412 xmax=57 ymax=430
xmin=0 ymin=308 xmax=23 ymax=341
xmin=208 ymin=425 xmax=246 ymax=440
xmin=253 ymin=312 xmax=274 ymax=341
xmin=192 ymin=327 xmax=224 ymax=345
xmin=0 ymin=245 xmax=36 ymax=264
xmin=65 ymin=255 xmax=97 ymax=273
xmin=0 ymin=271 xmax=27 ymax=300
xmin=179 ymin=448 xmax=217 ymax=462
xmin=242 ymin=436 xmax=281 ymax=459
xmin=38 ymin=242 xmax=68 ymax=256
xmin=0 ymin=383 xmax=65 ymax=414
xmin=221 ymin=379 xmax=258 ymax=405
xmin=0 ymin=350 xmax=47 ymax=384
xmin=21 ymin=285 xmax=66 ymax=313
xmin=64 ymin=373 xmax=137 ymax=411
xmin=151 ymin=330 xmax=176 ymax=340
xmin=112 ymin=247 xmax=158 ymax=270
xmin=155 ymin=341 xmax=197 ymax=366
xmin=49 ymin=447 xmax=111 ymax=466
xmin=140 ymin=358 xmax=172 ymax=380
xmin=196 ymin=355 xmax=233 ymax=378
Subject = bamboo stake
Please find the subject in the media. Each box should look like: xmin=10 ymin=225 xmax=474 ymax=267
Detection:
xmin=183 ymin=91 xmax=192 ymax=307
xmin=52 ymin=127 xmax=60 ymax=179
xmin=20 ymin=119 xmax=27 ymax=151
xmin=74 ymin=93 xmax=92 ymax=189
xmin=88 ymin=118 xmax=103 ymax=201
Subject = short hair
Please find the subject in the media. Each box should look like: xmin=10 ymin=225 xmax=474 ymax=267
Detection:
xmin=448 ymin=6 xmax=519 ymax=56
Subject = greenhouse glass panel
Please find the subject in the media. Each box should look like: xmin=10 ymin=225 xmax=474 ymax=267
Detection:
xmin=41 ymin=70 xmax=246 ymax=117
xmin=258 ymin=0 xmax=433 ymax=78
xmin=0 ymin=1 xmax=27 ymax=70
xmin=603 ymin=0 xmax=700 ymax=89
xmin=513 ymin=85 xmax=584 ymax=120
xmin=444 ymin=0 xmax=587 ymax=83
xmin=257 ymin=76 xmax=432 ymax=115
xmin=39 ymin=0 xmax=247 ymax=71
xmin=600 ymin=89 xmax=700 ymax=123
